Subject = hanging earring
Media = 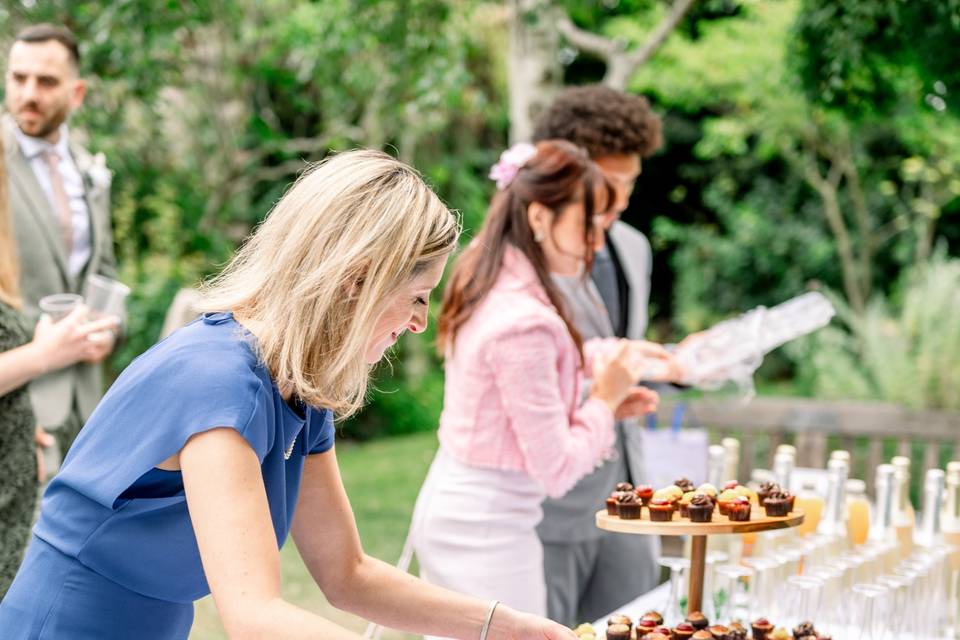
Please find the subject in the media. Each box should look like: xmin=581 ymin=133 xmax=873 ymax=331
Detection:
xmin=534 ymin=229 xmax=545 ymax=243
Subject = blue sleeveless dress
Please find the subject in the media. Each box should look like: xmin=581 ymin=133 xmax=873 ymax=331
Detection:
xmin=0 ymin=313 xmax=335 ymax=639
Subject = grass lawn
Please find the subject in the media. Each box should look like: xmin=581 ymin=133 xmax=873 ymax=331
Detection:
xmin=189 ymin=431 xmax=440 ymax=640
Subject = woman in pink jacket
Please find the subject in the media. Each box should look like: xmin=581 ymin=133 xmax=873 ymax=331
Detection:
xmin=411 ymin=140 xmax=671 ymax=627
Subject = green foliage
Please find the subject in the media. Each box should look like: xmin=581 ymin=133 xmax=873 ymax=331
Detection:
xmin=792 ymin=0 xmax=960 ymax=117
xmin=791 ymin=253 xmax=960 ymax=409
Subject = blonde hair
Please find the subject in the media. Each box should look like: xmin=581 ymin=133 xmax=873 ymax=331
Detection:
xmin=199 ymin=149 xmax=459 ymax=417
xmin=0 ymin=136 xmax=21 ymax=309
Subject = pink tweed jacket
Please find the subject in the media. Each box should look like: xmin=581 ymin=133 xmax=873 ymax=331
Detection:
xmin=438 ymin=245 xmax=616 ymax=499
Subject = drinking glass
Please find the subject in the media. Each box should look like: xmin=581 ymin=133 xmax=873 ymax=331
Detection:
xmin=659 ymin=556 xmax=690 ymax=626
xmin=84 ymin=274 xmax=129 ymax=324
xmin=851 ymin=583 xmax=890 ymax=640
xmin=712 ymin=563 xmax=753 ymax=622
xmin=784 ymin=575 xmax=824 ymax=631
xmin=38 ymin=293 xmax=83 ymax=322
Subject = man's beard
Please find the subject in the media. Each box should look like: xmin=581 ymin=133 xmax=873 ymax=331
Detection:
xmin=15 ymin=100 xmax=69 ymax=139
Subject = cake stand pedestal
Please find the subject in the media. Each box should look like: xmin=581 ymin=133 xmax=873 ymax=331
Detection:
xmin=596 ymin=509 xmax=804 ymax=615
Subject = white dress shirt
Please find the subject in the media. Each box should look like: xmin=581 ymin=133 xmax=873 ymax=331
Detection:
xmin=13 ymin=123 xmax=92 ymax=276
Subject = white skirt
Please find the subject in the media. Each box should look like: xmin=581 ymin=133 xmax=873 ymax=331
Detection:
xmin=411 ymin=449 xmax=547 ymax=633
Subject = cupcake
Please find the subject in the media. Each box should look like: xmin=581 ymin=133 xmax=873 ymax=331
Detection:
xmin=605 ymin=493 xmax=620 ymax=516
xmin=688 ymin=493 xmax=715 ymax=522
xmin=642 ymin=611 xmax=664 ymax=626
xmin=647 ymin=634 xmax=671 ymax=640
xmin=723 ymin=480 xmax=739 ymax=490
xmin=614 ymin=482 xmax=634 ymax=493
xmin=616 ymin=491 xmax=642 ymax=519
xmin=726 ymin=496 xmax=752 ymax=522
xmin=573 ymin=623 xmax=595 ymax=637
xmin=716 ymin=489 xmax=739 ymax=516
xmin=635 ymin=484 xmax=654 ymax=506
xmin=607 ymin=614 xmax=632 ymax=629
xmin=692 ymin=632 xmax=713 ymax=640
xmin=655 ymin=485 xmax=684 ymax=506
xmin=606 ymin=623 xmax=631 ymax=640
xmin=769 ymin=628 xmax=790 ymax=640
xmin=727 ymin=623 xmax=747 ymax=640
xmin=648 ymin=498 xmax=675 ymax=522
xmin=733 ymin=484 xmax=758 ymax=504
xmin=757 ymin=481 xmax=780 ymax=506
xmin=636 ymin=619 xmax=658 ymax=636
xmin=686 ymin=611 xmax=709 ymax=631
xmin=679 ymin=491 xmax=696 ymax=518
xmin=763 ymin=490 xmax=793 ymax=517
xmin=696 ymin=483 xmax=718 ymax=500
xmin=672 ymin=623 xmax=696 ymax=640
xmin=708 ymin=625 xmax=729 ymax=640
xmin=674 ymin=477 xmax=696 ymax=493
xmin=654 ymin=627 xmax=673 ymax=637
xmin=750 ymin=618 xmax=773 ymax=640
xmin=791 ymin=622 xmax=816 ymax=639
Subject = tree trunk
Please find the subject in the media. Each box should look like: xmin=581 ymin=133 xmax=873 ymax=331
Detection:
xmin=506 ymin=0 xmax=563 ymax=143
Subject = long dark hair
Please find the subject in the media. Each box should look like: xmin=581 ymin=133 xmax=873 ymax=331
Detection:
xmin=437 ymin=139 xmax=612 ymax=360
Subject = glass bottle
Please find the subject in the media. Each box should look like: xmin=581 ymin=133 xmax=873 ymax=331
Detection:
xmin=845 ymin=479 xmax=871 ymax=546
xmin=891 ymin=456 xmax=915 ymax=556
xmin=796 ymin=480 xmax=824 ymax=537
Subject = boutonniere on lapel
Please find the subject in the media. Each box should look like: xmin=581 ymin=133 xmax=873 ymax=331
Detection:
xmin=86 ymin=152 xmax=112 ymax=191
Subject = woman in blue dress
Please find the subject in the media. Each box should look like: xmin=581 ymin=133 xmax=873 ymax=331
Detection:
xmin=0 ymin=150 xmax=576 ymax=640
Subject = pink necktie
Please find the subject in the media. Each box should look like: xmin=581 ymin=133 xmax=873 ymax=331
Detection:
xmin=42 ymin=149 xmax=73 ymax=254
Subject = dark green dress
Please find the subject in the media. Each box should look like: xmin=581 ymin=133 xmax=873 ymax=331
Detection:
xmin=0 ymin=301 xmax=38 ymax=598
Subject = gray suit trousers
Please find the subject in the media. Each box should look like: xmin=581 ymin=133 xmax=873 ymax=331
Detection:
xmin=543 ymin=530 xmax=660 ymax=627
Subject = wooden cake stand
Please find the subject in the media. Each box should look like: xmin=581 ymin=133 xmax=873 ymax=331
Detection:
xmin=595 ymin=509 xmax=804 ymax=614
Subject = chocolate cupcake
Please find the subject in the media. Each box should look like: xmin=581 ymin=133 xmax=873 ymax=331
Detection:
xmin=750 ymin=618 xmax=773 ymax=639
xmin=686 ymin=611 xmax=709 ymax=631
xmin=692 ymin=632 xmax=713 ymax=640
xmin=688 ymin=493 xmax=715 ymax=522
xmin=726 ymin=496 xmax=752 ymax=522
xmin=605 ymin=493 xmax=620 ymax=516
xmin=606 ymin=623 xmax=631 ymax=640
xmin=648 ymin=498 xmax=675 ymax=522
xmin=617 ymin=491 xmax=642 ymax=519
xmin=614 ymin=482 xmax=634 ymax=493
xmin=642 ymin=611 xmax=664 ymax=626
xmin=791 ymin=622 xmax=816 ymax=639
xmin=674 ymin=477 xmax=696 ymax=493
xmin=763 ymin=490 xmax=793 ymax=517
xmin=672 ymin=623 xmax=696 ymax=640
xmin=635 ymin=484 xmax=654 ymax=506
xmin=708 ymin=625 xmax=729 ymax=640
xmin=757 ymin=481 xmax=780 ymax=506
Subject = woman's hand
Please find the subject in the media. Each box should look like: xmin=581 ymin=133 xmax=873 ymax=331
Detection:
xmin=590 ymin=340 xmax=644 ymax=412
xmin=488 ymin=605 xmax=577 ymax=640
xmin=30 ymin=306 xmax=120 ymax=372
xmin=614 ymin=386 xmax=659 ymax=420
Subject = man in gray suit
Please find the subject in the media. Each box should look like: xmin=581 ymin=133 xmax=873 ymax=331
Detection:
xmin=533 ymin=85 xmax=668 ymax=626
xmin=4 ymin=24 xmax=118 ymax=465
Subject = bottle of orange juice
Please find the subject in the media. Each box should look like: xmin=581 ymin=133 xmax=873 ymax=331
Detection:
xmin=795 ymin=481 xmax=824 ymax=537
xmin=845 ymin=479 xmax=870 ymax=546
